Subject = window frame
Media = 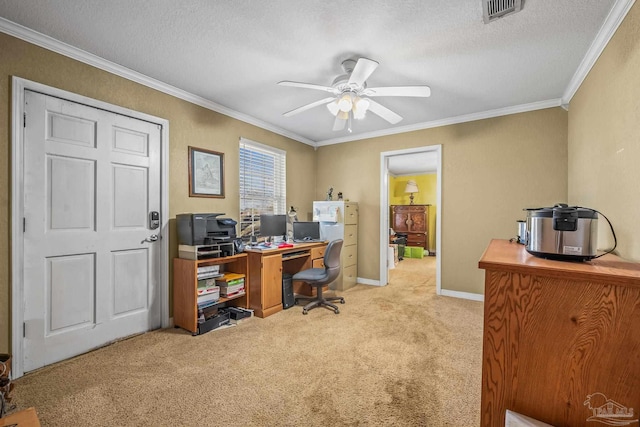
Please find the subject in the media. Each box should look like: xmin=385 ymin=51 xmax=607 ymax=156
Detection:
xmin=238 ymin=138 xmax=286 ymax=240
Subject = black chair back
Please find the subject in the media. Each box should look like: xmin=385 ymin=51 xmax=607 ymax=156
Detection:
xmin=323 ymin=239 xmax=343 ymax=284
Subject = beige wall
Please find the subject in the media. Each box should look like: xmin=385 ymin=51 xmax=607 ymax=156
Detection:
xmin=317 ymin=108 xmax=568 ymax=293
xmin=568 ymin=1 xmax=640 ymax=261
xmin=6 ymin=0 xmax=637 ymax=353
xmin=0 ymin=33 xmax=317 ymax=352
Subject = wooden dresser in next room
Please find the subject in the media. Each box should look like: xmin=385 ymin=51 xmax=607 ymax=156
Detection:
xmin=390 ymin=204 xmax=429 ymax=250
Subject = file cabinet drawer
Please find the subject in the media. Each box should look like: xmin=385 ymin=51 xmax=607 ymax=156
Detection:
xmin=343 ymin=264 xmax=357 ymax=288
xmin=344 ymin=224 xmax=358 ymax=246
xmin=342 ymin=244 xmax=357 ymax=267
xmin=345 ymin=203 xmax=359 ymax=225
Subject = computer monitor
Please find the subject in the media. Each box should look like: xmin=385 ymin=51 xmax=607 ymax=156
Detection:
xmin=293 ymin=221 xmax=321 ymax=241
xmin=259 ymin=214 xmax=287 ymax=240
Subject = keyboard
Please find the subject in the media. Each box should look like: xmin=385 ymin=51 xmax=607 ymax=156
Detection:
xmin=282 ymin=250 xmax=309 ymax=259
xmin=293 ymin=239 xmax=324 ymax=243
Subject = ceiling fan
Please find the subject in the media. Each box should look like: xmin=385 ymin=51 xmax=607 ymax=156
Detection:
xmin=278 ymin=57 xmax=431 ymax=132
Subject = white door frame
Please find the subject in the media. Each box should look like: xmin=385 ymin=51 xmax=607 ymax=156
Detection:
xmin=11 ymin=77 xmax=171 ymax=379
xmin=379 ymin=145 xmax=442 ymax=292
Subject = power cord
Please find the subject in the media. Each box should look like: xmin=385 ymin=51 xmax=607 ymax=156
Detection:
xmin=576 ymin=206 xmax=617 ymax=259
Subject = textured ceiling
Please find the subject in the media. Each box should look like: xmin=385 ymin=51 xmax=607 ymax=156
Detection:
xmin=0 ymin=0 xmax=625 ymax=151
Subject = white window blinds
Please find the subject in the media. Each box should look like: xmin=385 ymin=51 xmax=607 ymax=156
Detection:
xmin=239 ymin=138 xmax=286 ymax=238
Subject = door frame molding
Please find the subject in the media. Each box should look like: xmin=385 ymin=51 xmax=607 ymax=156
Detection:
xmin=379 ymin=145 xmax=442 ymax=291
xmin=11 ymin=76 xmax=171 ymax=378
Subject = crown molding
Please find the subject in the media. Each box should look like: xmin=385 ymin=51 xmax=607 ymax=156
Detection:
xmin=0 ymin=17 xmax=315 ymax=147
xmin=315 ymin=98 xmax=563 ymax=147
xmin=561 ymin=0 xmax=636 ymax=105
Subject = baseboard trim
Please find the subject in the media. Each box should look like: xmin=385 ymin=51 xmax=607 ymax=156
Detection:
xmin=439 ymin=289 xmax=484 ymax=302
xmin=357 ymin=277 xmax=382 ymax=286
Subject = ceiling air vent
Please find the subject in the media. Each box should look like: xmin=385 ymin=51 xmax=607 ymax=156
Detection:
xmin=483 ymin=0 xmax=523 ymax=24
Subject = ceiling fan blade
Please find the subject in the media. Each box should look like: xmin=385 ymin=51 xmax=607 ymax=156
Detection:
xmin=348 ymin=58 xmax=379 ymax=87
xmin=363 ymin=86 xmax=431 ymax=97
xmin=283 ymin=97 xmax=337 ymax=117
xmin=367 ymin=99 xmax=403 ymax=124
xmin=332 ymin=114 xmax=347 ymax=131
xmin=278 ymin=81 xmax=340 ymax=95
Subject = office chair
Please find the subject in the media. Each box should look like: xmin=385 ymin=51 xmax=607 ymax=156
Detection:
xmin=293 ymin=239 xmax=345 ymax=315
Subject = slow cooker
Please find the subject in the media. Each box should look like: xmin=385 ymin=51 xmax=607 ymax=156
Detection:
xmin=525 ymin=204 xmax=598 ymax=261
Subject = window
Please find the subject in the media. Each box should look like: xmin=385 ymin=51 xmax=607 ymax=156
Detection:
xmin=239 ymin=138 xmax=286 ymax=239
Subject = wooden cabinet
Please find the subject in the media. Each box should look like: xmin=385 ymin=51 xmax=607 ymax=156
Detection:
xmin=173 ymin=253 xmax=249 ymax=335
xmin=478 ymin=239 xmax=640 ymax=427
xmin=390 ymin=204 xmax=429 ymax=250
xmin=248 ymin=252 xmax=283 ymax=318
xmin=246 ymin=242 xmax=327 ymax=318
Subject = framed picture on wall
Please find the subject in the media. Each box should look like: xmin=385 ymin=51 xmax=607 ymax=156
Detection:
xmin=188 ymin=146 xmax=225 ymax=198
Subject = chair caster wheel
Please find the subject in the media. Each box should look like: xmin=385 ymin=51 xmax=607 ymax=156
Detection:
xmin=334 ymin=309 xmax=340 ymax=314
xmin=339 ymin=298 xmax=345 ymax=304
xmin=302 ymin=310 xmax=308 ymax=315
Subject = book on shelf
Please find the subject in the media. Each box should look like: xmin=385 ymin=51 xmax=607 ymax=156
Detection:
xmin=197 ymin=277 xmax=220 ymax=289
xmin=220 ymin=286 xmax=245 ymax=298
xmin=221 ymin=290 xmax=245 ymax=298
xmin=197 ymin=290 xmax=220 ymax=305
xmin=197 ymin=284 xmax=219 ymax=296
xmin=216 ymin=272 xmax=245 ymax=283
xmin=197 ymin=272 xmax=224 ymax=280
xmin=197 ymin=299 xmax=219 ymax=310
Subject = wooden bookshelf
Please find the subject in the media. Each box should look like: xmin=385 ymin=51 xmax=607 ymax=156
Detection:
xmin=173 ymin=253 xmax=249 ymax=335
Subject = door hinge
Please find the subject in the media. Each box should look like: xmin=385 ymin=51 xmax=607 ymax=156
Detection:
xmin=23 ymin=217 xmax=26 ymax=232
xmin=23 ymin=322 xmax=26 ymax=337
xmin=23 ymin=112 xmax=26 ymax=127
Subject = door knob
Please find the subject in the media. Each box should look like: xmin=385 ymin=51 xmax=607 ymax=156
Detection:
xmin=141 ymin=234 xmax=160 ymax=244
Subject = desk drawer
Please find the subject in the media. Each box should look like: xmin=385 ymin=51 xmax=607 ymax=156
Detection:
xmin=344 ymin=224 xmax=358 ymax=246
xmin=312 ymin=258 xmax=324 ymax=268
xmin=311 ymin=246 xmax=325 ymax=260
xmin=342 ymin=244 xmax=357 ymax=267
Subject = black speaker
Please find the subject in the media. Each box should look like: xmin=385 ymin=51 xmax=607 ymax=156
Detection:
xmin=282 ymin=273 xmax=294 ymax=309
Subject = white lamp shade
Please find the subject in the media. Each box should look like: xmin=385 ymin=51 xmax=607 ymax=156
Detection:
xmin=337 ymin=93 xmax=354 ymax=112
xmin=326 ymin=100 xmax=340 ymax=116
xmin=404 ymin=180 xmax=419 ymax=194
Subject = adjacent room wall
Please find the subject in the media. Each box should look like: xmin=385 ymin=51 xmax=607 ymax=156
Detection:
xmin=568 ymin=1 xmax=640 ymax=261
xmin=0 ymin=33 xmax=317 ymax=352
xmin=316 ymin=108 xmax=568 ymax=294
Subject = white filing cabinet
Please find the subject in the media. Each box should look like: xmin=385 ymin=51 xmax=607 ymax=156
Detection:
xmin=313 ymin=201 xmax=358 ymax=291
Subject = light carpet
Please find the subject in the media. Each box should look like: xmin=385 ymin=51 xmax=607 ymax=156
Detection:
xmin=10 ymin=257 xmax=484 ymax=426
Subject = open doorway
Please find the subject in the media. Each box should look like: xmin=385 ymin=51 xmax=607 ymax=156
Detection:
xmin=379 ymin=145 xmax=442 ymax=292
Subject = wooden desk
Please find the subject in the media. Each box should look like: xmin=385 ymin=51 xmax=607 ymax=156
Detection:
xmin=478 ymin=239 xmax=640 ymax=427
xmin=245 ymin=242 xmax=327 ymax=318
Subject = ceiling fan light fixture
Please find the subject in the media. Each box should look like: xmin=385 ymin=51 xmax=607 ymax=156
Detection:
xmin=337 ymin=93 xmax=353 ymax=112
xmin=326 ymin=100 xmax=340 ymax=116
xmin=352 ymin=97 xmax=370 ymax=119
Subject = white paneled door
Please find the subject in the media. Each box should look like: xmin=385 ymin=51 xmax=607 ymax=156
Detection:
xmin=22 ymin=91 xmax=162 ymax=372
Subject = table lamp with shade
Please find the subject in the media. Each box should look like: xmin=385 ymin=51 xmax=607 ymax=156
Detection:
xmin=404 ymin=180 xmax=419 ymax=205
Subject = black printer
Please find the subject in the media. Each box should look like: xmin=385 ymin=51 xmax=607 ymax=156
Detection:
xmin=176 ymin=213 xmax=237 ymax=246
